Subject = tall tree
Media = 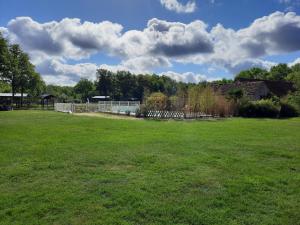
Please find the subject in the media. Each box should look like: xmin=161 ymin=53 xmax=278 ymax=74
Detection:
xmin=74 ymin=79 xmax=95 ymax=102
xmin=96 ymin=69 xmax=112 ymax=97
xmin=0 ymin=33 xmax=10 ymax=89
xmin=18 ymin=52 xmax=34 ymax=106
xmin=7 ymin=44 xmax=22 ymax=106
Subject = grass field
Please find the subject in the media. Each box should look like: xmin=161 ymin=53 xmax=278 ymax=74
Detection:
xmin=0 ymin=111 xmax=299 ymax=225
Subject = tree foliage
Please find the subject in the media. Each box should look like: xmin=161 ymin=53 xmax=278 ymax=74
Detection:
xmin=74 ymin=79 xmax=95 ymax=101
xmin=95 ymin=69 xmax=178 ymax=101
xmin=235 ymin=67 xmax=268 ymax=80
xmin=0 ymin=32 xmax=45 ymax=106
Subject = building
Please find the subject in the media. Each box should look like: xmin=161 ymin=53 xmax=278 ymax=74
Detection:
xmin=212 ymin=78 xmax=295 ymax=101
xmin=0 ymin=93 xmax=29 ymax=110
xmin=91 ymin=96 xmax=110 ymax=102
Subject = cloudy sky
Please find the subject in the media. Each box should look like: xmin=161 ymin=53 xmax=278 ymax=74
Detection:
xmin=1 ymin=0 xmax=300 ymax=85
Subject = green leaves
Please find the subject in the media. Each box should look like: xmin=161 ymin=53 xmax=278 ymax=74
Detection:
xmin=0 ymin=33 xmax=45 ymax=101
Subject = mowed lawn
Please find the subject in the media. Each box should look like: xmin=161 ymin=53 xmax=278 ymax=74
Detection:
xmin=0 ymin=111 xmax=299 ymax=225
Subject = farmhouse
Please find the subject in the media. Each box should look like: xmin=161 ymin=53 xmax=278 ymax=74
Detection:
xmin=212 ymin=78 xmax=295 ymax=100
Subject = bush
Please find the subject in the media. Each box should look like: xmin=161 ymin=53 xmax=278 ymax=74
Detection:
xmin=286 ymin=91 xmax=300 ymax=112
xmin=279 ymin=102 xmax=299 ymax=118
xmin=239 ymin=99 xmax=280 ymax=118
xmin=135 ymin=108 xmax=142 ymax=118
xmin=238 ymin=101 xmax=258 ymax=117
xmin=146 ymin=92 xmax=169 ymax=110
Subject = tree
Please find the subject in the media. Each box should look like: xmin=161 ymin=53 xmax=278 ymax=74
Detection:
xmin=28 ymin=72 xmax=45 ymax=97
xmin=287 ymin=63 xmax=300 ymax=90
xmin=228 ymin=88 xmax=244 ymax=103
xmin=146 ymin=92 xmax=169 ymax=110
xmin=18 ymin=52 xmax=35 ymax=106
xmin=286 ymin=71 xmax=300 ymax=90
xmin=187 ymin=85 xmax=203 ymax=113
xmin=74 ymin=79 xmax=95 ymax=102
xmin=0 ymin=81 xmax=10 ymax=92
xmin=235 ymin=67 xmax=269 ymax=80
xmin=0 ymin=33 xmax=10 ymax=81
xmin=268 ymin=64 xmax=292 ymax=80
xmin=96 ymin=69 xmax=112 ymax=97
xmin=291 ymin=63 xmax=300 ymax=73
xmin=7 ymin=44 xmax=22 ymax=106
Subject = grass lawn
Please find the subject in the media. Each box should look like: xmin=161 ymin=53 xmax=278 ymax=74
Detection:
xmin=0 ymin=111 xmax=299 ymax=225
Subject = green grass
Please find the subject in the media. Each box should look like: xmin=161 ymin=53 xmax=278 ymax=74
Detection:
xmin=0 ymin=111 xmax=299 ymax=225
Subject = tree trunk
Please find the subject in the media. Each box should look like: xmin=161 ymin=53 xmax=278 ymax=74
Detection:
xmin=21 ymin=86 xmax=24 ymax=108
xmin=11 ymin=80 xmax=14 ymax=109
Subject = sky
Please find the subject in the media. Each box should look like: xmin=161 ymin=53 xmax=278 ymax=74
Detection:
xmin=0 ymin=0 xmax=300 ymax=85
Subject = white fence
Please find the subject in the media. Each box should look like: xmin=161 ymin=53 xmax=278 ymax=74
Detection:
xmin=54 ymin=103 xmax=73 ymax=113
xmin=55 ymin=101 xmax=140 ymax=114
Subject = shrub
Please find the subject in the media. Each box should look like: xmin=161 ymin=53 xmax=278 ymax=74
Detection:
xmin=286 ymin=91 xmax=300 ymax=112
xmin=239 ymin=99 xmax=280 ymax=118
xmin=146 ymin=92 xmax=169 ymax=110
xmin=210 ymin=95 xmax=235 ymax=117
xmin=279 ymin=102 xmax=299 ymax=118
xmin=238 ymin=101 xmax=258 ymax=117
xmin=255 ymin=100 xmax=280 ymax=118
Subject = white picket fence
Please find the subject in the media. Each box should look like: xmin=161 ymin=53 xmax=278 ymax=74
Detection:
xmin=55 ymin=101 xmax=140 ymax=114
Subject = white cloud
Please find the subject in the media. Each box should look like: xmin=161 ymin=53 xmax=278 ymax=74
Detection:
xmin=36 ymin=59 xmax=98 ymax=85
xmin=160 ymin=71 xmax=206 ymax=83
xmin=160 ymin=0 xmax=197 ymax=13
xmin=43 ymin=75 xmax=78 ymax=86
xmin=4 ymin=17 xmax=122 ymax=61
xmin=288 ymin=58 xmax=300 ymax=66
xmin=2 ymin=12 xmax=300 ymax=85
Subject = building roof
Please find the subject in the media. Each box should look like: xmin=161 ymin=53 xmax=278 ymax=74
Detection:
xmin=0 ymin=93 xmax=28 ymax=97
xmin=92 ymin=96 xmax=110 ymax=99
xmin=41 ymin=94 xmax=55 ymax=99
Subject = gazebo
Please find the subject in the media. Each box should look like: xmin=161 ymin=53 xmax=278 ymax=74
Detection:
xmin=41 ymin=94 xmax=55 ymax=109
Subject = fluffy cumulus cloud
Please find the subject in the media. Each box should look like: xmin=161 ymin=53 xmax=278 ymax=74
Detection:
xmin=160 ymin=0 xmax=197 ymax=13
xmin=5 ymin=17 xmax=122 ymax=60
xmin=1 ymin=11 xmax=300 ymax=85
xmin=36 ymin=59 xmax=98 ymax=85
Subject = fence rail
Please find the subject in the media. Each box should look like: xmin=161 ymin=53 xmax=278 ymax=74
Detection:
xmin=55 ymin=101 xmax=140 ymax=114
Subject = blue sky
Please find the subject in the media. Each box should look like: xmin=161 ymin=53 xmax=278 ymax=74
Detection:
xmin=1 ymin=0 xmax=300 ymax=85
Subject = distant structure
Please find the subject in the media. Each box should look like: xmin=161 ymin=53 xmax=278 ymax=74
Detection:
xmin=91 ymin=96 xmax=110 ymax=102
xmin=212 ymin=78 xmax=295 ymax=100
xmin=0 ymin=93 xmax=29 ymax=108
xmin=41 ymin=94 xmax=56 ymax=109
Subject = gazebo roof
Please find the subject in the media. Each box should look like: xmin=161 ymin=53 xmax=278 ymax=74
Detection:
xmin=92 ymin=96 xmax=110 ymax=99
xmin=41 ymin=94 xmax=55 ymax=99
